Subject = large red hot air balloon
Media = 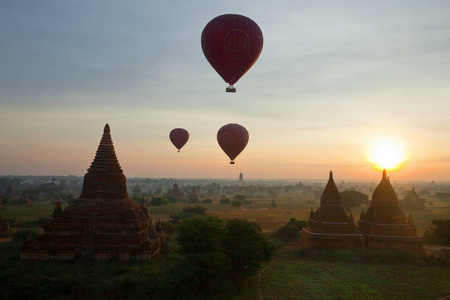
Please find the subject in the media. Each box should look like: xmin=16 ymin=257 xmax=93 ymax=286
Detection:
xmin=170 ymin=128 xmax=189 ymax=152
xmin=217 ymin=123 xmax=249 ymax=164
xmin=201 ymin=14 xmax=263 ymax=92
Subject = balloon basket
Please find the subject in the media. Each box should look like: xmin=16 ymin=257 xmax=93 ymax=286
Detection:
xmin=226 ymin=85 xmax=236 ymax=93
xmin=230 ymin=161 xmax=235 ymax=164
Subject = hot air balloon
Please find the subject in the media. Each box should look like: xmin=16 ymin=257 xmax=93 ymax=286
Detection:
xmin=170 ymin=128 xmax=189 ymax=153
xmin=201 ymin=14 xmax=263 ymax=92
xmin=217 ymin=123 xmax=249 ymax=164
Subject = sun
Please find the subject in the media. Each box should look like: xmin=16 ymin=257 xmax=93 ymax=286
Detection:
xmin=366 ymin=138 xmax=407 ymax=171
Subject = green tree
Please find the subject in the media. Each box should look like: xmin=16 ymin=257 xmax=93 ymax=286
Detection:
xmin=340 ymin=190 xmax=369 ymax=211
xmin=224 ymin=218 xmax=274 ymax=283
xmin=231 ymin=199 xmax=243 ymax=209
xmin=177 ymin=216 xmax=230 ymax=295
xmin=423 ymin=219 xmax=450 ymax=246
xmin=201 ymin=198 xmax=213 ymax=204
xmin=149 ymin=196 xmax=168 ymax=206
xmin=402 ymin=188 xmax=426 ymax=211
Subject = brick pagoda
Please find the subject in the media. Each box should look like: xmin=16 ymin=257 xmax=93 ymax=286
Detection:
xmin=21 ymin=124 xmax=169 ymax=262
xmin=301 ymin=171 xmax=364 ymax=249
xmin=358 ymin=170 xmax=423 ymax=250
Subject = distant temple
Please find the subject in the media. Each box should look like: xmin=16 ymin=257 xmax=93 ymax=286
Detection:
xmin=5 ymin=182 xmax=14 ymax=201
xmin=0 ymin=217 xmax=10 ymax=236
xmin=167 ymin=183 xmax=185 ymax=201
xmin=301 ymin=171 xmax=364 ymax=249
xmin=18 ymin=190 xmax=32 ymax=205
xmin=358 ymin=170 xmax=423 ymax=250
xmin=21 ymin=124 xmax=169 ymax=262
xmin=239 ymin=172 xmax=243 ymax=182
xmin=189 ymin=187 xmax=199 ymax=200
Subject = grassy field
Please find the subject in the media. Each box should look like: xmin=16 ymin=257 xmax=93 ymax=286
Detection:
xmin=1 ymin=200 xmax=449 ymax=299
xmin=250 ymin=249 xmax=450 ymax=300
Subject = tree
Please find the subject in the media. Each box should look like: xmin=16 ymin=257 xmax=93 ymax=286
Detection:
xmin=340 ymin=190 xmax=369 ymax=211
xmin=220 ymin=198 xmax=231 ymax=204
xmin=201 ymin=198 xmax=212 ymax=204
xmin=176 ymin=216 xmax=230 ymax=295
xmin=149 ymin=196 xmax=168 ymax=206
xmin=423 ymin=219 xmax=450 ymax=246
xmin=223 ymin=218 xmax=274 ymax=283
xmin=270 ymin=200 xmax=277 ymax=208
xmin=231 ymin=199 xmax=243 ymax=209
xmin=401 ymin=188 xmax=426 ymax=211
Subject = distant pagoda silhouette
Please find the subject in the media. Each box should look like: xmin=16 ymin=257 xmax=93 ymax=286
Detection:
xmin=358 ymin=170 xmax=422 ymax=250
xmin=301 ymin=171 xmax=364 ymax=249
xmin=21 ymin=124 xmax=169 ymax=262
xmin=18 ymin=190 xmax=32 ymax=205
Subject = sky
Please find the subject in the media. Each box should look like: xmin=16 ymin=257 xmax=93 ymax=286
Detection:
xmin=1 ymin=1 xmax=450 ymax=181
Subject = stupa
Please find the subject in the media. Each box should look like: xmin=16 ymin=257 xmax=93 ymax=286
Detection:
xmin=301 ymin=171 xmax=364 ymax=249
xmin=21 ymin=124 xmax=169 ymax=262
xmin=358 ymin=170 xmax=422 ymax=250
xmin=167 ymin=183 xmax=185 ymax=200
xmin=19 ymin=190 xmax=32 ymax=205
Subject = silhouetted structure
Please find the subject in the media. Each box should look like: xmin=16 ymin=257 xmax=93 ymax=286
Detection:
xmin=358 ymin=170 xmax=423 ymax=250
xmin=301 ymin=171 xmax=364 ymax=249
xmin=239 ymin=172 xmax=243 ymax=182
xmin=5 ymin=183 xmax=14 ymax=201
xmin=0 ymin=217 xmax=10 ymax=236
xmin=18 ymin=190 xmax=32 ymax=205
xmin=167 ymin=183 xmax=185 ymax=201
xmin=190 ymin=188 xmax=199 ymax=199
xmin=21 ymin=124 xmax=169 ymax=262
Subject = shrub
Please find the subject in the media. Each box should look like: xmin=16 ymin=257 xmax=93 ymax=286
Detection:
xmin=275 ymin=225 xmax=300 ymax=241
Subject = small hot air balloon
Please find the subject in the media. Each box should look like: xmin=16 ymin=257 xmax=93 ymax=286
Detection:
xmin=170 ymin=128 xmax=189 ymax=153
xmin=217 ymin=123 xmax=249 ymax=164
xmin=201 ymin=14 xmax=263 ymax=92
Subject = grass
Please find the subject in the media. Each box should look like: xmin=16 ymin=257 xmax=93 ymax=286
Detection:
xmin=237 ymin=248 xmax=450 ymax=300
xmin=1 ymin=200 xmax=449 ymax=300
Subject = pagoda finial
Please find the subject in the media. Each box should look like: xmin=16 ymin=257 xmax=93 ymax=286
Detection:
xmin=104 ymin=124 xmax=110 ymax=134
xmin=309 ymin=207 xmax=314 ymax=219
xmin=382 ymin=169 xmax=387 ymax=181
xmin=51 ymin=197 xmax=63 ymax=218
xmin=320 ymin=170 xmax=341 ymax=204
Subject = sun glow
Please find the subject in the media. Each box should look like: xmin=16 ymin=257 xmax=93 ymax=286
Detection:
xmin=367 ymin=138 xmax=407 ymax=171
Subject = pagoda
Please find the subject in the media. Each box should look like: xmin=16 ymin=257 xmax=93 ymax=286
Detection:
xmin=301 ymin=171 xmax=364 ymax=249
xmin=21 ymin=124 xmax=169 ymax=262
xmin=0 ymin=217 xmax=10 ymax=236
xmin=19 ymin=190 xmax=32 ymax=205
xmin=358 ymin=170 xmax=422 ymax=250
xmin=167 ymin=183 xmax=185 ymax=201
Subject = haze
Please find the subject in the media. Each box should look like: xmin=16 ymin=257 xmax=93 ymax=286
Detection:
xmin=1 ymin=1 xmax=450 ymax=181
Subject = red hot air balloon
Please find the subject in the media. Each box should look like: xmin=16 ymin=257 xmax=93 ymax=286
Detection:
xmin=201 ymin=14 xmax=263 ymax=92
xmin=170 ymin=128 xmax=189 ymax=152
xmin=217 ymin=123 xmax=249 ymax=164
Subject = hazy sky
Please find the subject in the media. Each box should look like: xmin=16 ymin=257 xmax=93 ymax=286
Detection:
xmin=1 ymin=1 xmax=450 ymax=181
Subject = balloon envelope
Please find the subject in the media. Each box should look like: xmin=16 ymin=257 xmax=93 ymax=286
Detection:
xmin=217 ymin=123 xmax=249 ymax=164
xmin=170 ymin=128 xmax=189 ymax=152
xmin=201 ymin=14 xmax=263 ymax=89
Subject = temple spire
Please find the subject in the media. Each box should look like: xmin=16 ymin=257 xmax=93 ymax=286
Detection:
xmin=51 ymin=198 xmax=63 ymax=219
xmin=382 ymin=169 xmax=387 ymax=181
xmin=320 ymin=170 xmax=341 ymax=205
xmin=87 ymin=124 xmax=123 ymax=174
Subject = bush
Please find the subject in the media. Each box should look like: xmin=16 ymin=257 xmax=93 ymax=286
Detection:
xmin=220 ymin=198 xmax=231 ymax=205
xmin=424 ymin=219 xmax=450 ymax=246
xmin=275 ymin=225 xmax=300 ymax=241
